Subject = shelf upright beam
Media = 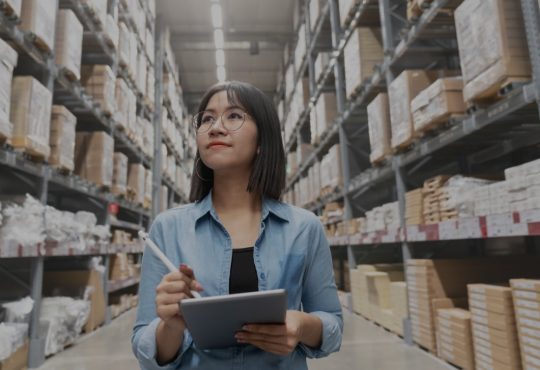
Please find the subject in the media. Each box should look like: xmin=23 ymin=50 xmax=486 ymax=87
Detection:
xmin=521 ymin=0 xmax=540 ymax=117
xmin=305 ymin=0 xmax=317 ymax=99
xmin=152 ymin=20 xmax=166 ymax=221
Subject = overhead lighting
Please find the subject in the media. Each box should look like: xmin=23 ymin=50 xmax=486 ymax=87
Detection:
xmin=217 ymin=66 xmax=226 ymax=82
xmin=211 ymin=4 xmax=223 ymax=28
xmin=214 ymin=29 xmax=224 ymax=49
xmin=215 ymin=49 xmax=225 ymax=66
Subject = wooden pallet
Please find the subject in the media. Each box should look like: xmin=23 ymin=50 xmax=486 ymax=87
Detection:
xmin=58 ymin=67 xmax=79 ymax=82
xmin=370 ymin=154 xmax=392 ymax=167
xmin=27 ymin=32 xmax=52 ymax=54
xmin=391 ymin=136 xmax=416 ymax=154
xmin=415 ymin=112 xmax=465 ymax=136
xmin=13 ymin=146 xmax=48 ymax=163
xmin=466 ymin=77 xmax=530 ymax=108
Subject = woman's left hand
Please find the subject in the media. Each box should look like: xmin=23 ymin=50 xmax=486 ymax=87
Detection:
xmin=235 ymin=310 xmax=305 ymax=355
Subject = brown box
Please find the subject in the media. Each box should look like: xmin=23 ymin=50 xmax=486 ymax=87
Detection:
xmin=109 ymin=253 xmax=131 ymax=281
xmin=455 ymin=0 xmax=531 ymax=102
xmin=472 ymin=321 xmax=519 ymax=350
xmin=43 ymin=270 xmax=105 ymax=333
xmin=55 ymin=9 xmax=83 ymax=80
xmin=19 ymin=0 xmax=57 ymax=52
xmin=474 ymin=336 xmax=522 ymax=368
xmin=367 ymin=93 xmax=392 ymax=164
xmin=49 ymin=105 xmax=76 ymax=171
xmin=112 ymin=152 xmax=128 ymax=196
xmin=0 ymin=341 xmax=28 ymax=370
xmin=512 ymin=280 xmax=540 ymax=293
xmin=10 ymin=76 xmax=52 ymax=158
xmin=343 ymin=28 xmax=384 ymax=99
xmin=411 ymin=77 xmax=466 ymax=132
xmin=128 ymin=163 xmax=145 ymax=205
xmin=75 ymin=131 xmax=114 ymax=187
xmin=315 ymin=92 xmax=337 ymax=141
xmin=0 ymin=39 xmax=18 ymax=141
xmin=81 ymin=65 xmax=116 ymax=115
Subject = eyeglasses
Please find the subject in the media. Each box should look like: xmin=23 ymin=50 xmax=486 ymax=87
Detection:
xmin=192 ymin=108 xmax=248 ymax=134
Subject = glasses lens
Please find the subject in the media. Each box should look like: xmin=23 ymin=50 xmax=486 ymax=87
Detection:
xmin=193 ymin=111 xmax=216 ymax=133
xmin=222 ymin=108 xmax=246 ymax=131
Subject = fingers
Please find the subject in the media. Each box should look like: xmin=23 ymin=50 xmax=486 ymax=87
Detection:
xmin=156 ymin=303 xmax=182 ymax=319
xmin=235 ymin=332 xmax=285 ymax=346
xmin=240 ymin=339 xmax=290 ymax=356
xmin=242 ymin=324 xmax=287 ymax=337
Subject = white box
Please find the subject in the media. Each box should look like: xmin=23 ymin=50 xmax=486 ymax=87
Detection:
xmin=0 ymin=39 xmax=18 ymax=140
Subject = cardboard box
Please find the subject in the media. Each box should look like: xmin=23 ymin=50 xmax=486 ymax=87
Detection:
xmin=472 ymin=321 xmax=519 ymax=350
xmin=474 ymin=336 xmax=522 ymax=367
xmin=49 ymin=105 xmax=76 ymax=171
xmin=10 ymin=76 xmax=52 ymax=158
xmin=367 ymin=93 xmax=392 ymax=164
xmin=43 ymin=270 xmax=105 ymax=333
xmin=55 ymin=9 xmax=83 ymax=80
xmin=112 ymin=152 xmax=128 ymax=196
xmin=19 ymin=0 xmax=57 ymax=52
xmin=0 ymin=341 xmax=28 ymax=370
xmin=74 ymin=131 xmax=114 ymax=187
xmin=81 ymin=65 xmax=116 ymax=115
xmin=109 ymin=253 xmax=131 ymax=280
xmin=343 ymin=28 xmax=384 ymax=99
xmin=411 ymin=77 xmax=466 ymax=131
xmin=0 ymin=39 xmax=18 ymax=141
xmin=455 ymin=0 xmax=531 ymax=102
xmin=128 ymin=163 xmax=145 ymax=205
xmin=512 ymin=280 xmax=540 ymax=293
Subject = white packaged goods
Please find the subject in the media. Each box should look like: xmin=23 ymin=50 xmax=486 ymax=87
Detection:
xmin=388 ymin=70 xmax=434 ymax=149
xmin=2 ymin=297 xmax=34 ymax=323
xmin=0 ymin=39 xmax=18 ymax=141
xmin=411 ymin=77 xmax=466 ymax=132
xmin=128 ymin=163 xmax=145 ymax=205
xmin=0 ymin=323 xmax=28 ymax=361
xmin=315 ymin=92 xmax=337 ymax=140
xmin=441 ymin=176 xmax=494 ymax=218
xmin=74 ymin=132 xmax=114 ymax=187
xmin=455 ymin=0 xmax=531 ymax=102
xmin=314 ymin=52 xmax=331 ymax=81
xmin=112 ymin=152 xmax=128 ymax=196
xmin=19 ymin=0 xmax=57 ymax=52
xmin=40 ymin=297 xmax=90 ymax=356
xmin=81 ymin=65 xmax=116 ymax=116
xmin=10 ymin=76 xmax=52 ymax=158
xmin=367 ymin=93 xmax=392 ymax=164
xmin=338 ymin=0 xmax=354 ymax=27
xmin=49 ymin=106 xmax=76 ymax=172
xmin=55 ymin=9 xmax=83 ymax=80
xmin=0 ymin=195 xmax=45 ymax=247
xmin=118 ymin=22 xmax=131 ymax=68
xmin=294 ymin=23 xmax=306 ymax=73
xmin=343 ymin=28 xmax=384 ymax=99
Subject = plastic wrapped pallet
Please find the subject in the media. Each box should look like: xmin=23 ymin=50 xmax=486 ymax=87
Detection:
xmin=49 ymin=106 xmax=76 ymax=172
xmin=411 ymin=77 xmax=466 ymax=133
xmin=455 ymin=0 xmax=531 ymax=103
xmin=343 ymin=28 xmax=384 ymax=99
xmin=115 ymin=78 xmax=130 ymax=131
xmin=367 ymin=93 xmax=392 ymax=164
xmin=19 ymin=0 xmax=57 ymax=52
xmin=389 ymin=70 xmax=435 ymax=150
xmin=315 ymin=92 xmax=337 ymax=140
xmin=74 ymin=132 xmax=113 ymax=187
xmin=81 ymin=65 xmax=116 ymax=116
xmin=10 ymin=76 xmax=52 ymax=158
xmin=511 ymin=279 xmax=540 ymax=370
xmin=0 ymin=39 xmax=18 ymax=142
xmin=112 ymin=152 xmax=128 ymax=196
xmin=55 ymin=9 xmax=83 ymax=80
xmin=128 ymin=163 xmax=145 ymax=205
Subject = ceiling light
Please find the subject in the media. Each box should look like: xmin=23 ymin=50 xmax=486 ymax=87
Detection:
xmin=211 ymin=4 xmax=223 ymax=28
xmin=214 ymin=29 xmax=224 ymax=49
xmin=217 ymin=66 xmax=226 ymax=82
xmin=215 ymin=49 xmax=225 ymax=66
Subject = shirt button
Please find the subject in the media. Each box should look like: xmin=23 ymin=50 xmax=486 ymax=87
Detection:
xmin=260 ymin=273 xmax=265 ymax=280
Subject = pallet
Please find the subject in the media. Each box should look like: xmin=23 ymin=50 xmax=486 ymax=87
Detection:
xmin=26 ymin=32 xmax=52 ymax=54
xmin=58 ymin=67 xmax=79 ymax=82
xmin=0 ymin=0 xmax=19 ymax=19
xmin=415 ymin=113 xmax=465 ymax=136
xmin=466 ymin=77 xmax=529 ymax=108
xmin=391 ymin=136 xmax=416 ymax=154
xmin=13 ymin=146 xmax=48 ymax=162
xmin=51 ymin=164 xmax=73 ymax=175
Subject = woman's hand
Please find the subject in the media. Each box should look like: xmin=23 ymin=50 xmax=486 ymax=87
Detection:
xmin=235 ymin=310 xmax=320 ymax=356
xmin=155 ymin=264 xmax=203 ymax=332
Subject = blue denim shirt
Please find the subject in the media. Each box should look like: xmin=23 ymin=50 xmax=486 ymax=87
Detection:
xmin=131 ymin=192 xmax=343 ymax=369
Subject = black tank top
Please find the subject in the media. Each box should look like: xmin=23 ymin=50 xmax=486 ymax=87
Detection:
xmin=229 ymin=247 xmax=259 ymax=294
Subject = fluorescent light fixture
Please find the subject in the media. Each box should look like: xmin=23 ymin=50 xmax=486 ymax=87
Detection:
xmin=211 ymin=4 xmax=223 ymax=28
xmin=214 ymin=29 xmax=224 ymax=49
xmin=217 ymin=66 xmax=226 ymax=82
xmin=215 ymin=49 xmax=225 ymax=66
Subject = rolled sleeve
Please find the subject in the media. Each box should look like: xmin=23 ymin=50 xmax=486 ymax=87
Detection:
xmin=298 ymin=216 xmax=343 ymax=359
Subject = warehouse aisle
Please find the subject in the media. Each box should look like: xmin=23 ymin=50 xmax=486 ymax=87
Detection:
xmin=37 ymin=308 xmax=452 ymax=370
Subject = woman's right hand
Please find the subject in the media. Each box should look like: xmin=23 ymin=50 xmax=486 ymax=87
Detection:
xmin=155 ymin=264 xmax=203 ymax=332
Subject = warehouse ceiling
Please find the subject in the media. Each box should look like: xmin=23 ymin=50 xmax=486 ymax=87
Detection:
xmin=156 ymin=0 xmax=297 ymax=111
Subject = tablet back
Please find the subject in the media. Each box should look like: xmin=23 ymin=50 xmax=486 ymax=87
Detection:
xmin=180 ymin=289 xmax=287 ymax=350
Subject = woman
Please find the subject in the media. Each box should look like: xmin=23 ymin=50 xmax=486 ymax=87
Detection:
xmin=132 ymin=81 xmax=343 ymax=369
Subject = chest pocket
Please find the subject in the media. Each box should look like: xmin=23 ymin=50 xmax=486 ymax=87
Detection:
xmin=277 ymin=254 xmax=306 ymax=309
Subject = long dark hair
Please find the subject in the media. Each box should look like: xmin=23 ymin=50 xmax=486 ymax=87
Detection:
xmin=189 ymin=81 xmax=286 ymax=202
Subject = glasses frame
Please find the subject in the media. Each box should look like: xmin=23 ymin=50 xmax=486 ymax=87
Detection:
xmin=192 ymin=108 xmax=250 ymax=134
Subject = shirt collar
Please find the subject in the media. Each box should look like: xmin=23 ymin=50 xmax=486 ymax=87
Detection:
xmin=194 ymin=191 xmax=290 ymax=223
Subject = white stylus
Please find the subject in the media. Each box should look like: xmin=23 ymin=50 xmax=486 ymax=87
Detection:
xmin=139 ymin=231 xmax=201 ymax=299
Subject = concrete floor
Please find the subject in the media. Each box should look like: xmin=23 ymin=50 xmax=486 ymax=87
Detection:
xmin=37 ymin=309 xmax=453 ymax=370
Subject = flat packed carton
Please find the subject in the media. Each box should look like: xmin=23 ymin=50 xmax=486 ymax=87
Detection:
xmin=49 ymin=105 xmax=76 ymax=171
xmin=0 ymin=39 xmax=18 ymax=141
xmin=10 ymin=76 xmax=52 ymax=158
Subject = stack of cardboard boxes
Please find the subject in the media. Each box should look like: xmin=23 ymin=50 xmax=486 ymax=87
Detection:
xmin=19 ymin=0 xmax=57 ymax=52
xmin=436 ymin=308 xmax=474 ymax=370
xmin=511 ymin=279 xmax=540 ymax=370
xmin=0 ymin=39 xmax=18 ymax=142
xmin=405 ymin=188 xmax=424 ymax=225
xmin=311 ymin=92 xmax=337 ymax=145
xmin=49 ymin=106 xmax=77 ymax=172
xmin=422 ymin=175 xmax=450 ymax=224
xmin=75 ymin=132 xmax=114 ymax=188
xmin=54 ymin=9 xmax=83 ymax=80
xmin=81 ymin=65 xmax=117 ymax=116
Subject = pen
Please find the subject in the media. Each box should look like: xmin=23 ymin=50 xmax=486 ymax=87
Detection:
xmin=139 ymin=231 xmax=202 ymax=299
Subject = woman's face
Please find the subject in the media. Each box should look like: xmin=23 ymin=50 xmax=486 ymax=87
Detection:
xmin=196 ymin=91 xmax=259 ymax=174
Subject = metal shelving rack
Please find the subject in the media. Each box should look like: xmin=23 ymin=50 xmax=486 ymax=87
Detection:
xmin=0 ymin=1 xmax=191 ymax=367
xmin=280 ymin=0 xmax=540 ymax=345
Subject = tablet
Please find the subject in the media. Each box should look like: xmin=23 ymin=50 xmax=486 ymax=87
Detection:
xmin=180 ymin=289 xmax=287 ymax=350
